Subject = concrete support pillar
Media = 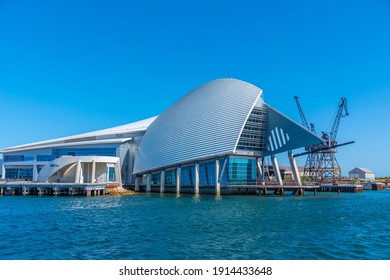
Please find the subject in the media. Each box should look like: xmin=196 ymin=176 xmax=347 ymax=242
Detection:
xmin=257 ymin=158 xmax=265 ymax=185
xmin=75 ymin=160 xmax=81 ymax=183
xmin=115 ymin=160 xmax=122 ymax=187
xmin=176 ymin=167 xmax=181 ymax=195
xmin=215 ymin=159 xmax=220 ymax=196
xmin=194 ymin=163 xmax=199 ymax=196
xmin=288 ymin=151 xmax=302 ymax=186
xmin=135 ymin=176 xmax=140 ymax=192
xmin=33 ymin=164 xmax=38 ymax=182
xmin=160 ymin=170 xmax=165 ymax=194
xmin=1 ymin=164 xmax=5 ymax=180
xmin=261 ymin=157 xmax=265 ymax=184
xmin=91 ymin=160 xmax=96 ymax=183
xmin=146 ymin=173 xmax=151 ymax=192
xmin=271 ymin=155 xmax=283 ymax=186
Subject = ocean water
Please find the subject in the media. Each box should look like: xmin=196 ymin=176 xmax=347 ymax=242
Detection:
xmin=0 ymin=191 xmax=389 ymax=260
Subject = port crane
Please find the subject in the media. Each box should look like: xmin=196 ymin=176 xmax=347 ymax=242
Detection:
xmin=294 ymin=96 xmax=353 ymax=184
xmin=294 ymin=96 xmax=320 ymax=178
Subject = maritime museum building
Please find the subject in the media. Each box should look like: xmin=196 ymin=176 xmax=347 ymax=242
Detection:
xmin=0 ymin=79 xmax=323 ymax=193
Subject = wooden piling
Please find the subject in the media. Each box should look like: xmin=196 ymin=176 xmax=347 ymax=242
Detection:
xmin=293 ymin=188 xmax=304 ymax=196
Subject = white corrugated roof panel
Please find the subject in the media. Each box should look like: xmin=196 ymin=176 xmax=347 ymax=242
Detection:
xmin=2 ymin=116 xmax=157 ymax=153
xmin=133 ymin=78 xmax=262 ymax=174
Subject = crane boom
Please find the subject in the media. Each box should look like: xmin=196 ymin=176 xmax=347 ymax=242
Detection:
xmin=330 ymin=97 xmax=348 ymax=142
xmin=293 ymin=141 xmax=355 ymax=158
xmin=310 ymin=123 xmax=317 ymax=134
xmin=294 ymin=96 xmax=310 ymax=130
xmin=291 ymin=95 xmax=352 ymax=185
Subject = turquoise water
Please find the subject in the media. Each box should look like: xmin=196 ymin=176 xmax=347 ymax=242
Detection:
xmin=0 ymin=191 xmax=390 ymax=260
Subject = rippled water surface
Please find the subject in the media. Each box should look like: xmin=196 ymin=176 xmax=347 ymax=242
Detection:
xmin=1 ymin=191 xmax=390 ymax=259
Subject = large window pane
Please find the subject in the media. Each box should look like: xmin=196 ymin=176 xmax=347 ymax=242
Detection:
xmin=52 ymin=148 xmax=116 ymax=157
xmin=5 ymin=168 xmax=33 ymax=180
xmin=228 ymin=157 xmax=257 ymax=185
xmin=165 ymin=169 xmax=176 ymax=186
xmin=199 ymin=161 xmax=216 ymax=187
xmin=108 ymin=167 xmax=116 ymax=182
xmin=181 ymin=165 xmax=194 ymax=186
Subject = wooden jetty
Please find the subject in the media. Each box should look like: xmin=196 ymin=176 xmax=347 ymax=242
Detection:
xmin=363 ymin=182 xmax=384 ymax=191
xmin=130 ymin=184 xmax=321 ymax=196
xmin=319 ymin=184 xmax=363 ymax=193
xmin=1 ymin=181 xmax=364 ymax=197
xmin=0 ymin=182 xmax=107 ymax=197
xmin=129 ymin=183 xmax=364 ymax=196
xmin=226 ymin=184 xmax=320 ymax=196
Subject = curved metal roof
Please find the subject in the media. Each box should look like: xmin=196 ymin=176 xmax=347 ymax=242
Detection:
xmin=133 ymin=78 xmax=262 ymax=174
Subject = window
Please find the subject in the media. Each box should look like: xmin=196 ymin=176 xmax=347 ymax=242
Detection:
xmin=4 ymin=155 xmax=24 ymax=162
xmin=5 ymin=168 xmax=33 ymax=180
xmin=37 ymin=155 xmax=57 ymax=161
xmin=237 ymin=106 xmax=267 ymax=152
xmin=181 ymin=165 xmax=194 ymax=186
xmin=151 ymin=172 xmax=161 ymax=185
xmin=164 ymin=169 xmax=176 ymax=185
xmin=52 ymin=148 xmax=116 ymax=157
xmin=199 ymin=161 xmax=216 ymax=187
xmin=108 ymin=167 xmax=116 ymax=182
xmin=228 ymin=157 xmax=257 ymax=185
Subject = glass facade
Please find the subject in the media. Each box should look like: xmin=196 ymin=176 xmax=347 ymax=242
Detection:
xmin=228 ymin=157 xmax=257 ymax=185
xmin=199 ymin=161 xmax=216 ymax=187
xmin=4 ymin=155 xmax=24 ymax=162
xmin=5 ymin=168 xmax=33 ymax=180
xmin=164 ymin=169 xmax=176 ymax=185
xmin=181 ymin=165 xmax=194 ymax=186
xmin=151 ymin=172 xmax=160 ymax=185
xmin=37 ymin=155 xmax=57 ymax=161
xmin=108 ymin=166 xmax=116 ymax=182
xmin=4 ymin=155 xmax=35 ymax=162
xmin=52 ymin=148 xmax=116 ymax=157
xmin=138 ymin=156 xmax=259 ymax=188
xmin=236 ymin=106 xmax=267 ymax=152
xmin=4 ymin=148 xmax=116 ymax=163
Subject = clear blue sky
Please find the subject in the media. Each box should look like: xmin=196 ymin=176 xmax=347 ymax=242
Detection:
xmin=1 ymin=0 xmax=389 ymax=176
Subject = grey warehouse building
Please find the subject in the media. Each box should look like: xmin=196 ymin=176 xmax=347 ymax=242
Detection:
xmin=1 ymin=79 xmax=323 ymax=194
